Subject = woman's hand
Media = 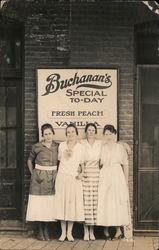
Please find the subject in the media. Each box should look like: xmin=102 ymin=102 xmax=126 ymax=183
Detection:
xmin=122 ymin=164 xmax=129 ymax=186
xmin=27 ymin=159 xmax=34 ymax=174
xmin=99 ymin=159 xmax=103 ymax=169
xmin=75 ymin=173 xmax=83 ymax=180
xmin=76 ymin=163 xmax=84 ymax=180
xmin=77 ymin=164 xmax=82 ymax=174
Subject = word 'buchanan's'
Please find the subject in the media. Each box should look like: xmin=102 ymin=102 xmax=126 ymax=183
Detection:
xmin=42 ymin=72 xmax=112 ymax=96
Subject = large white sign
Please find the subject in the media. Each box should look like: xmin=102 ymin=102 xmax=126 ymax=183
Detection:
xmin=37 ymin=69 xmax=118 ymax=141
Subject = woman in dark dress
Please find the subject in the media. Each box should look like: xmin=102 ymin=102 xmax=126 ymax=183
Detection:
xmin=26 ymin=123 xmax=58 ymax=241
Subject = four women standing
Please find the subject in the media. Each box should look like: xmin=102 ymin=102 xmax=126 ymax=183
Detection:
xmin=26 ymin=123 xmax=132 ymax=241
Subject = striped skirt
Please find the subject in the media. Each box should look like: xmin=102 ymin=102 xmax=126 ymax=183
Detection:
xmin=82 ymin=164 xmax=100 ymax=225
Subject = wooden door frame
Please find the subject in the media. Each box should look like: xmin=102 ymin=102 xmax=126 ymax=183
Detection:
xmin=134 ymin=64 xmax=159 ymax=233
xmin=0 ymin=79 xmax=25 ymax=230
xmin=0 ymin=18 xmax=25 ymax=230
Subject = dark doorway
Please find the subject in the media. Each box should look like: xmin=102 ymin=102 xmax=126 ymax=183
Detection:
xmin=135 ymin=65 xmax=159 ymax=231
xmin=0 ymin=18 xmax=23 ymax=228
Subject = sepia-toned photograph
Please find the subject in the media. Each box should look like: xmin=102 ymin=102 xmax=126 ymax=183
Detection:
xmin=0 ymin=0 xmax=159 ymax=249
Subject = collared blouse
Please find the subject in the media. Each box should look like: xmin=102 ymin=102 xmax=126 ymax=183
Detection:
xmin=28 ymin=141 xmax=59 ymax=195
xmin=28 ymin=141 xmax=58 ymax=166
xmin=58 ymin=141 xmax=84 ymax=176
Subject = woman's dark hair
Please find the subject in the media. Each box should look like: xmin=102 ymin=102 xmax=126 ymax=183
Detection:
xmin=65 ymin=124 xmax=78 ymax=136
xmin=85 ymin=123 xmax=97 ymax=134
xmin=41 ymin=123 xmax=55 ymax=136
xmin=103 ymin=124 xmax=117 ymax=135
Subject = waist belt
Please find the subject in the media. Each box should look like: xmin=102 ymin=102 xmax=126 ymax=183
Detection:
xmin=35 ymin=164 xmax=57 ymax=171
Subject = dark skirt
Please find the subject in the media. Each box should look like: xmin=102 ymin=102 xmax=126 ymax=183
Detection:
xmin=29 ymin=168 xmax=57 ymax=195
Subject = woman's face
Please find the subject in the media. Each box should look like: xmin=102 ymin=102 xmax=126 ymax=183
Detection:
xmin=43 ymin=128 xmax=53 ymax=143
xmin=104 ymin=129 xmax=116 ymax=143
xmin=86 ymin=125 xmax=96 ymax=139
xmin=66 ymin=127 xmax=77 ymax=142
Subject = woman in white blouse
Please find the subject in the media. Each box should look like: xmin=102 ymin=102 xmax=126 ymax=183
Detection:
xmin=55 ymin=124 xmax=85 ymax=241
xmin=97 ymin=124 xmax=132 ymax=241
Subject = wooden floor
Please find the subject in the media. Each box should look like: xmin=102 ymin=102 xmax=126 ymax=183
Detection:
xmin=0 ymin=235 xmax=159 ymax=250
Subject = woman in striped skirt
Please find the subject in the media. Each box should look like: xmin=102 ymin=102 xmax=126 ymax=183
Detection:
xmin=81 ymin=123 xmax=102 ymax=240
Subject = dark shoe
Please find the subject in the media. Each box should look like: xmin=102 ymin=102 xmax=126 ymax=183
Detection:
xmin=104 ymin=231 xmax=111 ymax=241
xmin=111 ymin=234 xmax=122 ymax=241
xmin=37 ymin=222 xmax=45 ymax=241
xmin=44 ymin=227 xmax=50 ymax=241
xmin=37 ymin=232 xmax=45 ymax=241
xmin=105 ymin=236 xmax=111 ymax=241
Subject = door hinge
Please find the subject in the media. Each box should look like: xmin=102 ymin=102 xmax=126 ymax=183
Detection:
xmin=134 ymin=206 xmax=138 ymax=211
xmin=135 ymin=140 xmax=138 ymax=145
